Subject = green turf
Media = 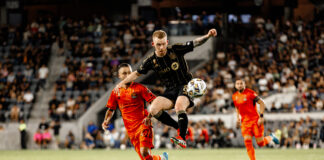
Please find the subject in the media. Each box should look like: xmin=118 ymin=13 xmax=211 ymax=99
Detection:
xmin=0 ymin=149 xmax=323 ymax=160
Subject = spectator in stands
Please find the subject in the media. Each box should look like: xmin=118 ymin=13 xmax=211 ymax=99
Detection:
xmin=23 ymin=91 xmax=34 ymax=103
xmin=87 ymin=121 xmax=98 ymax=138
xmin=64 ymin=131 xmax=75 ymax=149
xmin=66 ymin=96 xmax=76 ymax=120
xmin=81 ymin=132 xmax=95 ymax=150
xmin=0 ymin=104 xmax=6 ymax=122
xmin=49 ymin=103 xmax=57 ymax=120
xmin=38 ymin=64 xmax=49 ymax=89
xmin=210 ymin=122 xmax=221 ymax=148
xmin=10 ymin=105 xmax=20 ymax=122
xmin=42 ymin=128 xmax=52 ymax=149
xmin=51 ymin=119 xmax=61 ymax=145
xmin=197 ymin=123 xmax=209 ymax=148
xmin=294 ymin=101 xmax=303 ymax=113
xmin=95 ymin=131 xmax=105 ymax=148
xmin=56 ymin=102 xmax=66 ymax=119
xmin=34 ymin=129 xmax=43 ymax=148
xmin=48 ymin=95 xmax=60 ymax=119
xmin=320 ymin=118 xmax=324 ymax=148
xmin=39 ymin=117 xmax=49 ymax=131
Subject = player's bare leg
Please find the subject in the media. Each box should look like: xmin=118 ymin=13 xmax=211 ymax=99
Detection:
xmin=254 ymin=123 xmax=280 ymax=147
xmin=140 ymin=147 xmax=168 ymax=160
xmin=256 ymin=136 xmax=271 ymax=147
xmin=256 ymin=134 xmax=280 ymax=146
xmin=243 ymin=135 xmax=256 ymax=160
xmin=170 ymin=96 xmax=190 ymax=148
xmin=150 ymin=96 xmax=178 ymax=130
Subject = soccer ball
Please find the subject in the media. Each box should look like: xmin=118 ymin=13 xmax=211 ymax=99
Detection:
xmin=187 ymin=78 xmax=207 ymax=98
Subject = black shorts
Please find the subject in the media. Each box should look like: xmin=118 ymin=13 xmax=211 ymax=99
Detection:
xmin=161 ymin=85 xmax=195 ymax=108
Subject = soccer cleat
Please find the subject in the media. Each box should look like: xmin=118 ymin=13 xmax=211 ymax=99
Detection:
xmin=160 ymin=152 xmax=168 ymax=160
xmin=170 ymin=136 xmax=187 ymax=148
xmin=270 ymin=133 xmax=280 ymax=144
xmin=177 ymin=128 xmax=189 ymax=139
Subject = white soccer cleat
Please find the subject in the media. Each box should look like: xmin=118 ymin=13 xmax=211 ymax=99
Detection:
xmin=270 ymin=133 xmax=280 ymax=144
xmin=161 ymin=152 xmax=168 ymax=160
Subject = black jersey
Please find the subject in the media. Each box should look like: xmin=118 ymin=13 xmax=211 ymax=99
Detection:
xmin=137 ymin=41 xmax=194 ymax=89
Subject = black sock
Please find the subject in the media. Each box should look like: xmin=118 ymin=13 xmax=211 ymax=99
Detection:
xmin=178 ymin=112 xmax=188 ymax=140
xmin=155 ymin=111 xmax=179 ymax=130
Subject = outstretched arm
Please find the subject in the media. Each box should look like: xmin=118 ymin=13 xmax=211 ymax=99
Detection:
xmin=193 ymin=28 xmax=217 ymax=47
xmin=120 ymin=71 xmax=141 ymax=86
xmin=114 ymin=71 xmax=141 ymax=91
xmin=102 ymin=108 xmax=115 ymax=130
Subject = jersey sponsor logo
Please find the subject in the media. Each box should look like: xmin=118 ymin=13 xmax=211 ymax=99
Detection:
xmin=171 ymin=62 xmax=179 ymax=70
xmin=131 ymin=92 xmax=137 ymax=99
xmin=159 ymin=67 xmax=171 ymax=74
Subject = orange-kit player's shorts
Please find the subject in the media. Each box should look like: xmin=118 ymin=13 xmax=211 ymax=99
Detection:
xmin=241 ymin=120 xmax=264 ymax=138
xmin=129 ymin=123 xmax=154 ymax=154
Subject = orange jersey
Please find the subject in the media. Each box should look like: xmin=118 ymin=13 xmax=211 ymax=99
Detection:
xmin=106 ymin=82 xmax=156 ymax=135
xmin=232 ymin=88 xmax=260 ymax=123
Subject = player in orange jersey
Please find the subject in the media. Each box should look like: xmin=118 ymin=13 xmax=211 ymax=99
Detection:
xmin=232 ymin=79 xmax=279 ymax=160
xmin=102 ymin=63 xmax=168 ymax=160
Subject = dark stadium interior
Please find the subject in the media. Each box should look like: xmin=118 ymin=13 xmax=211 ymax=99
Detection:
xmin=0 ymin=0 xmax=323 ymax=153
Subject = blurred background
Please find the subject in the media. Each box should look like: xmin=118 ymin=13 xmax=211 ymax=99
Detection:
xmin=0 ymin=0 xmax=323 ymax=151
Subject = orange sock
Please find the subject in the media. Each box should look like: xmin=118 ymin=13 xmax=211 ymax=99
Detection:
xmin=144 ymin=155 xmax=161 ymax=160
xmin=257 ymin=136 xmax=272 ymax=147
xmin=244 ymin=139 xmax=256 ymax=160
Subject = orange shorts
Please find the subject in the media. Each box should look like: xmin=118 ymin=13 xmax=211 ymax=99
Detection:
xmin=241 ymin=121 xmax=264 ymax=138
xmin=129 ymin=123 xmax=154 ymax=153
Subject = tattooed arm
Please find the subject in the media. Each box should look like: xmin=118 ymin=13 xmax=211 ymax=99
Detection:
xmin=193 ymin=28 xmax=217 ymax=47
xmin=102 ymin=108 xmax=115 ymax=130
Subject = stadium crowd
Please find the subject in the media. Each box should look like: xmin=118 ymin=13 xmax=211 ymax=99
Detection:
xmin=0 ymin=10 xmax=323 ymax=153
xmin=49 ymin=15 xmax=165 ymax=120
xmin=56 ymin=117 xmax=324 ymax=150
xmin=0 ymin=18 xmax=55 ymax=122
xmin=177 ymin=15 xmax=323 ymax=114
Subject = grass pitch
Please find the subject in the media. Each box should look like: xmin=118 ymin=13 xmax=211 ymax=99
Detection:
xmin=0 ymin=148 xmax=323 ymax=160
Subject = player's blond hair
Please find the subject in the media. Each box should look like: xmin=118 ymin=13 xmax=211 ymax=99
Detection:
xmin=152 ymin=30 xmax=167 ymax=39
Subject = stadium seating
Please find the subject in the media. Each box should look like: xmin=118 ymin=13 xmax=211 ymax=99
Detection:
xmin=49 ymin=16 xmax=159 ymax=120
xmin=0 ymin=21 xmax=56 ymax=122
xmin=0 ymin=11 xmax=323 ymax=151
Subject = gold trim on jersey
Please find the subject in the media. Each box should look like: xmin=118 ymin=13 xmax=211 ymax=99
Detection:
xmin=153 ymin=59 xmax=159 ymax=68
xmin=171 ymin=62 xmax=179 ymax=70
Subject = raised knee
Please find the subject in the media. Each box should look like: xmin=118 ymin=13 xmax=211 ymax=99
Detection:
xmin=175 ymin=98 xmax=189 ymax=111
xmin=175 ymin=106 xmax=182 ymax=113
xmin=175 ymin=102 xmax=187 ymax=113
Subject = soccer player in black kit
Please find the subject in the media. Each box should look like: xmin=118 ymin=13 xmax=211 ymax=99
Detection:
xmin=115 ymin=29 xmax=217 ymax=148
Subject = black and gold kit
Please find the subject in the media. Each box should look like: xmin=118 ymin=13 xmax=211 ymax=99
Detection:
xmin=137 ymin=41 xmax=195 ymax=107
